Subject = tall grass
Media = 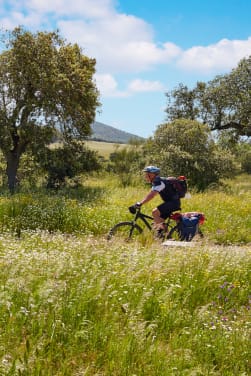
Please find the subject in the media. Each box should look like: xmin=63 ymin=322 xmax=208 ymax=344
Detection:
xmin=0 ymin=174 xmax=250 ymax=244
xmin=0 ymin=232 xmax=250 ymax=375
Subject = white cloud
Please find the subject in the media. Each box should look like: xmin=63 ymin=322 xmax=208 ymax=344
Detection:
xmin=128 ymin=79 xmax=164 ymax=93
xmin=58 ymin=14 xmax=156 ymax=73
xmin=95 ymin=74 xmax=164 ymax=97
xmin=177 ymin=37 xmax=251 ymax=73
xmin=95 ymin=73 xmax=129 ymax=97
xmin=59 ymin=17 xmax=183 ymax=73
xmin=1 ymin=0 xmax=251 ymax=83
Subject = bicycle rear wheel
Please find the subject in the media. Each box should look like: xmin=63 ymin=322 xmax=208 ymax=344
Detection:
xmin=166 ymin=224 xmax=183 ymax=241
xmin=107 ymin=221 xmax=143 ymax=241
xmin=167 ymin=224 xmax=204 ymax=241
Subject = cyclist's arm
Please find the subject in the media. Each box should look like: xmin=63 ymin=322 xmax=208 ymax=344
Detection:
xmin=139 ymin=190 xmax=158 ymax=205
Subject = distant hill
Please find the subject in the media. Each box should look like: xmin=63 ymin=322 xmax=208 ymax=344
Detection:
xmin=90 ymin=121 xmax=144 ymax=144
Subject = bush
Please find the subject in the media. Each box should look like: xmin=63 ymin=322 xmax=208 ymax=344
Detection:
xmin=36 ymin=142 xmax=100 ymax=189
xmin=144 ymin=119 xmax=239 ymax=191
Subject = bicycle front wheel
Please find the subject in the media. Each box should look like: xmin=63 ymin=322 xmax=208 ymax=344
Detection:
xmin=107 ymin=221 xmax=143 ymax=241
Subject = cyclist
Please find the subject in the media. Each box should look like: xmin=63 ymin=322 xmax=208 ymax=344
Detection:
xmin=132 ymin=166 xmax=181 ymax=236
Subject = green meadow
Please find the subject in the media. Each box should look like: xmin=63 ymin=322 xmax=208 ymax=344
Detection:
xmin=0 ymin=173 xmax=250 ymax=375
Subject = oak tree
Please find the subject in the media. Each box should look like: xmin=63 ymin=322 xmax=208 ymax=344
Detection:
xmin=165 ymin=56 xmax=251 ymax=137
xmin=0 ymin=27 xmax=100 ymax=192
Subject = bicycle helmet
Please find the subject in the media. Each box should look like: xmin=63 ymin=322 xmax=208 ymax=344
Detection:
xmin=142 ymin=165 xmax=160 ymax=174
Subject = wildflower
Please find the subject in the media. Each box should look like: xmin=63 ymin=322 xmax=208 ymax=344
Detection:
xmin=227 ymin=285 xmax=234 ymax=291
xmin=210 ymin=325 xmax=217 ymax=330
xmin=2 ymin=354 xmax=12 ymax=365
xmin=220 ymin=282 xmax=228 ymax=289
xmin=121 ymin=303 xmax=129 ymax=313
xmin=20 ymin=306 xmax=29 ymax=315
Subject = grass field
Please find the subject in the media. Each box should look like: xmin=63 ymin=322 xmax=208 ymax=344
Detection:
xmin=0 ymin=174 xmax=250 ymax=375
xmin=49 ymin=140 xmax=127 ymax=160
xmin=86 ymin=140 xmax=128 ymax=159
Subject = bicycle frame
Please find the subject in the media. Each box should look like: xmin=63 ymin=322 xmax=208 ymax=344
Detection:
xmin=130 ymin=207 xmax=177 ymax=233
xmin=131 ymin=208 xmax=153 ymax=231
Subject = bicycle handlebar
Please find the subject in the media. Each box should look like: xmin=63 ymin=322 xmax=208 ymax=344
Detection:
xmin=128 ymin=205 xmax=139 ymax=214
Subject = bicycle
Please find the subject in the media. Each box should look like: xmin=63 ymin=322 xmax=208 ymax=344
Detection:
xmin=107 ymin=206 xmax=205 ymax=242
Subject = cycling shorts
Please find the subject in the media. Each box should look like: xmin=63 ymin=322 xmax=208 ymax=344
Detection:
xmin=157 ymin=200 xmax=181 ymax=219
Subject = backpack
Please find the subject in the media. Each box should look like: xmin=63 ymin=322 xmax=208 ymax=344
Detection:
xmin=178 ymin=212 xmax=205 ymax=241
xmin=166 ymin=176 xmax=188 ymax=198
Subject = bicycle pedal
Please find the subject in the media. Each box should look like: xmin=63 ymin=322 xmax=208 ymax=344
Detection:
xmin=154 ymin=229 xmax=165 ymax=239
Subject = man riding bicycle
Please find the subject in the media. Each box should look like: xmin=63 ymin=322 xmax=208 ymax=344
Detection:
xmin=132 ymin=166 xmax=181 ymax=236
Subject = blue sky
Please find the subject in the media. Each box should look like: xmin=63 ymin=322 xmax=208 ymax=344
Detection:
xmin=1 ymin=0 xmax=251 ymax=138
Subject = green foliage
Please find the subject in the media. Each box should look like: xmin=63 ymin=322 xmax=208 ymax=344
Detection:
xmin=236 ymin=143 xmax=251 ymax=174
xmin=18 ymin=151 xmax=45 ymax=189
xmin=36 ymin=142 xmax=100 ymax=188
xmin=0 ymin=26 xmax=100 ymax=191
xmin=144 ymin=119 xmax=239 ymax=191
xmin=216 ymin=132 xmax=251 ymax=174
xmin=165 ymin=82 xmax=201 ymax=121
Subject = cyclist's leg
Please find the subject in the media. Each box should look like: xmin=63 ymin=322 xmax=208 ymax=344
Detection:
xmin=153 ymin=200 xmax=181 ymax=230
xmin=150 ymin=212 xmax=166 ymax=240
xmin=151 ymin=208 xmax=166 ymax=238
xmin=152 ymin=208 xmax=166 ymax=230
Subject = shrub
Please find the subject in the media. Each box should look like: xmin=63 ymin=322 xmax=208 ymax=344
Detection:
xmin=36 ymin=142 xmax=100 ymax=189
xmin=107 ymin=145 xmax=144 ymax=186
xmin=144 ymin=119 xmax=239 ymax=191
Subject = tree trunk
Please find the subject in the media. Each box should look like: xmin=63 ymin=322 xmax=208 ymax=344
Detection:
xmin=5 ymin=151 xmax=21 ymax=194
